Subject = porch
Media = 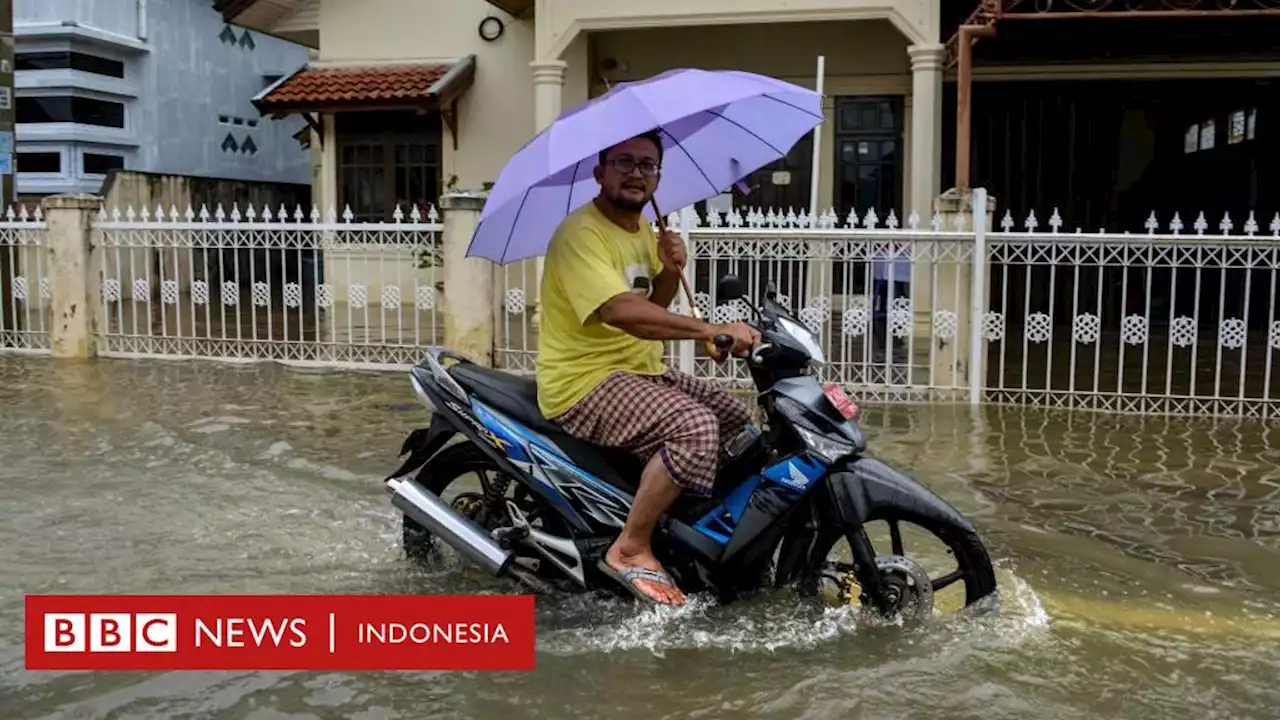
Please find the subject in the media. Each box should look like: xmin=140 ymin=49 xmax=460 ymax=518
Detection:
xmin=530 ymin=17 xmax=945 ymax=228
xmin=519 ymin=15 xmax=947 ymax=323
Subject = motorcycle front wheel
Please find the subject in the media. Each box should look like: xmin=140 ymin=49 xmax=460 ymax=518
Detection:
xmin=781 ymin=506 xmax=998 ymax=621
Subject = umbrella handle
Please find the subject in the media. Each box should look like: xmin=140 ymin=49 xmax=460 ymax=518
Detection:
xmin=652 ymin=199 xmax=728 ymax=363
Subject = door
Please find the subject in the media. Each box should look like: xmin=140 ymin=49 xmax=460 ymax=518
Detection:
xmin=835 ymin=96 xmax=904 ymax=223
xmin=832 ymin=96 xmax=905 ymax=300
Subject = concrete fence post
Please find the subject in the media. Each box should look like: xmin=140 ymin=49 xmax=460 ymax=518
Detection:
xmin=439 ymin=191 xmax=494 ymax=366
xmin=44 ymin=194 xmax=103 ymax=359
xmin=932 ymin=188 xmax=996 ymax=394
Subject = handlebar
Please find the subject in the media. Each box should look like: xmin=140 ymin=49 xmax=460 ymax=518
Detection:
xmin=711 ymin=332 xmax=772 ymax=365
xmin=706 ymin=297 xmax=785 ymax=365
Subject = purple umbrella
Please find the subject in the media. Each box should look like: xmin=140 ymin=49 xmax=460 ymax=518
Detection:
xmin=466 ymin=68 xmax=824 ymax=265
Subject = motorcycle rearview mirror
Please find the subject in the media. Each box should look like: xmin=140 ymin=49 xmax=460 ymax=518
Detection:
xmin=716 ymin=274 xmax=745 ymax=301
xmin=765 ymin=280 xmax=778 ymax=301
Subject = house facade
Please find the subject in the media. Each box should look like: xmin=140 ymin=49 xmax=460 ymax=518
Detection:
xmin=14 ymin=0 xmax=313 ymax=199
xmin=219 ymin=0 xmax=1279 ymax=236
xmin=221 ymin=0 xmax=943 ymax=229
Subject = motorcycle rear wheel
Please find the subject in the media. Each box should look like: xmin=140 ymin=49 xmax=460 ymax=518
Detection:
xmin=401 ymin=443 xmax=569 ymax=580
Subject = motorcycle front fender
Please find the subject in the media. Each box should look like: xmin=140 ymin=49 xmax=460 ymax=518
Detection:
xmin=822 ymin=456 xmax=976 ymax=536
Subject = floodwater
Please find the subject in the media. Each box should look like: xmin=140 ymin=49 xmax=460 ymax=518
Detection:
xmin=1 ymin=355 xmax=1278 ymax=720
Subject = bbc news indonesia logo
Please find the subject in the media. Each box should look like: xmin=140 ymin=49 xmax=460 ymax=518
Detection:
xmin=45 ymin=612 xmax=179 ymax=653
xmin=26 ymin=594 xmax=535 ymax=671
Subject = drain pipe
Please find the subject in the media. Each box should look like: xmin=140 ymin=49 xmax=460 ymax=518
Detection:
xmin=954 ymin=23 xmax=996 ymax=193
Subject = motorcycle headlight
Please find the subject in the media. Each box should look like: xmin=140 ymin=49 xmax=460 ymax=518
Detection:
xmin=777 ymin=316 xmax=826 ymax=365
xmin=794 ymin=424 xmax=855 ymax=463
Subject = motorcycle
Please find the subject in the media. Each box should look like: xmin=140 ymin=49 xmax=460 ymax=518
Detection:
xmin=382 ymin=273 xmax=998 ymax=620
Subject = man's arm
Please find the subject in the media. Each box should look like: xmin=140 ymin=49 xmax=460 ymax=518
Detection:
xmin=599 ymin=291 xmax=717 ymax=342
xmin=649 ymin=267 xmax=681 ymax=309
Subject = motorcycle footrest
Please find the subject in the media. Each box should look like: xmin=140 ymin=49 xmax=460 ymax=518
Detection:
xmin=492 ymin=526 xmax=530 ymax=550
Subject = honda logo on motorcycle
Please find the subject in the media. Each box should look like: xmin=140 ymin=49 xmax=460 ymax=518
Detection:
xmin=770 ymin=462 xmax=811 ymax=492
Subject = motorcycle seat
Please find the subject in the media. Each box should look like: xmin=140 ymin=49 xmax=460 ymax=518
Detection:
xmin=448 ymin=363 xmax=562 ymax=436
xmin=447 ymin=363 xmax=647 ymax=493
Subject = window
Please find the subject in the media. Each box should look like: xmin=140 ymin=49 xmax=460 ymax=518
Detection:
xmin=336 ymin=112 xmax=443 ymax=223
xmin=16 ymin=97 xmax=126 ymax=128
xmin=218 ymin=115 xmax=259 ymax=128
xmin=17 ymin=152 xmax=61 ymax=173
xmin=83 ymin=153 xmax=124 ymax=175
xmin=15 ymin=52 xmax=125 ymax=79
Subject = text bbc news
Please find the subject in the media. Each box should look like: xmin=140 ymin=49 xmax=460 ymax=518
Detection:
xmin=44 ymin=613 xmax=512 ymax=652
xmin=45 ymin=614 xmax=312 ymax=652
xmin=26 ymin=595 xmax=536 ymax=671
xmin=44 ymin=613 xmax=179 ymax=652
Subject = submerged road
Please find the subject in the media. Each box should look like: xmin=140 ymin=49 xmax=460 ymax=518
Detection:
xmin=1 ymin=355 xmax=1278 ymax=719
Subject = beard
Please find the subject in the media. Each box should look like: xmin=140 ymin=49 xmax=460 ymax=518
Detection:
xmin=608 ymin=185 xmax=649 ymax=212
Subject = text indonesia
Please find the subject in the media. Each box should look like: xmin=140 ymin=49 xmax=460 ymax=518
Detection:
xmin=25 ymin=594 xmax=536 ymax=671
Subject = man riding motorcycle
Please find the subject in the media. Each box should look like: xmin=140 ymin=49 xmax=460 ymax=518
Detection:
xmin=535 ymin=129 xmax=760 ymax=606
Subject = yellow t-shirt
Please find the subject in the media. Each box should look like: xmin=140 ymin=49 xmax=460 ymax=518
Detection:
xmin=536 ymin=201 xmax=668 ymax=419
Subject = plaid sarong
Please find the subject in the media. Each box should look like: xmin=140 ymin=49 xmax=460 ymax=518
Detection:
xmin=553 ymin=369 xmax=753 ymax=498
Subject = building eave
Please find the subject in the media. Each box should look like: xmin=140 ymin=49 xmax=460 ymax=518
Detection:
xmin=481 ymin=0 xmax=535 ymax=19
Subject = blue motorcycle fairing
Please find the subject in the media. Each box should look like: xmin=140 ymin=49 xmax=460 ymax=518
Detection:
xmin=451 ymin=386 xmax=842 ymax=565
xmin=426 ymin=392 xmax=593 ymax=533
xmin=693 ymin=452 xmax=828 ymax=545
xmin=471 ymin=399 xmax=568 ymax=464
xmin=468 ymin=397 xmax=639 ymax=531
xmin=463 ymin=390 xmax=828 ymax=558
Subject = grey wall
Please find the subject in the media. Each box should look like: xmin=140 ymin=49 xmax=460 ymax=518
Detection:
xmin=17 ymin=0 xmax=143 ymax=38
xmin=15 ymin=0 xmax=311 ymax=193
xmin=139 ymin=0 xmax=310 ymax=184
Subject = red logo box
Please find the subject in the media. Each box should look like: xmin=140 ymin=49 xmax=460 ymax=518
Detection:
xmin=26 ymin=594 xmax=536 ymax=671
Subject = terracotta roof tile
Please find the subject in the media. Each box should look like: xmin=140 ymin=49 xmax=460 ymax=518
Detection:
xmin=257 ymin=63 xmax=454 ymax=111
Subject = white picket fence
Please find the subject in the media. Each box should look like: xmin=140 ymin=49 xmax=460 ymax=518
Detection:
xmin=0 ymin=206 xmax=51 ymax=351
xmin=494 ymin=201 xmax=1280 ymax=418
xmin=0 ymin=208 xmax=52 ymax=353
xmin=5 ymin=196 xmax=1280 ymax=420
xmin=984 ymin=210 xmax=1280 ymax=417
xmin=91 ymin=203 xmax=444 ymax=367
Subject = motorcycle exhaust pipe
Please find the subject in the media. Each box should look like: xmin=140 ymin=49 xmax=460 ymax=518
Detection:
xmin=386 ymin=477 xmax=513 ymax=576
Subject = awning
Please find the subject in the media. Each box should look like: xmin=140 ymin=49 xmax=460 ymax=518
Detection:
xmin=252 ymin=55 xmax=476 ymax=147
xmin=253 ymin=55 xmax=476 ymax=115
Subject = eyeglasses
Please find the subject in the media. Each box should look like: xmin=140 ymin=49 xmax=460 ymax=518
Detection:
xmin=607 ymin=157 xmax=661 ymax=178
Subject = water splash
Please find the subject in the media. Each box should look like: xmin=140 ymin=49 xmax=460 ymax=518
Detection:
xmin=535 ymin=567 xmax=1049 ymax=658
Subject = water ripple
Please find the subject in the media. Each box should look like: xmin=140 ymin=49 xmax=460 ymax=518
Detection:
xmin=1 ymin=356 xmax=1278 ymax=719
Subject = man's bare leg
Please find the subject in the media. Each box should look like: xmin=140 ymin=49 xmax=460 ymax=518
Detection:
xmin=603 ymin=451 xmax=687 ymax=606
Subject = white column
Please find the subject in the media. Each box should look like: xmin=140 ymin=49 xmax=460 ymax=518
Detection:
xmin=532 ymin=60 xmax=568 ymax=131
xmin=441 ymin=192 xmax=495 ymax=366
xmin=529 ymin=59 xmax=567 ymax=329
xmin=44 ymin=194 xmax=104 ymax=359
xmin=906 ymin=44 xmax=946 ymax=355
xmin=907 ymin=44 xmax=945 ymax=220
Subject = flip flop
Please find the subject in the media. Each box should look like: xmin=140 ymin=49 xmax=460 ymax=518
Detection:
xmin=596 ymin=558 xmax=685 ymax=606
